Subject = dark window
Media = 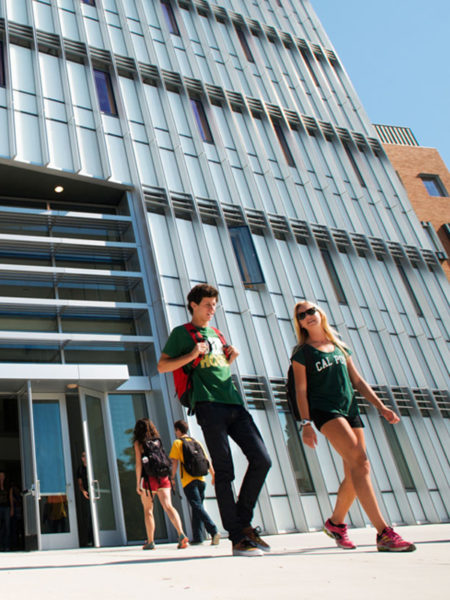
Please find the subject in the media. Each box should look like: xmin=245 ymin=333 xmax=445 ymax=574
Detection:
xmin=321 ymin=248 xmax=347 ymax=304
xmin=161 ymin=0 xmax=180 ymax=36
xmin=300 ymin=48 xmax=320 ymax=87
xmin=235 ymin=26 xmax=254 ymax=63
xmin=272 ymin=120 xmax=295 ymax=167
xmin=343 ymin=141 xmax=366 ymax=187
xmin=93 ymin=69 xmax=117 ymax=116
xmin=381 ymin=420 xmax=415 ymax=490
xmin=228 ymin=226 xmax=265 ymax=286
xmin=419 ymin=174 xmax=448 ymax=197
xmin=0 ymin=41 xmax=5 ymax=87
xmin=190 ymin=98 xmax=214 ymax=143
xmin=81 ymin=0 xmax=96 ymax=5
xmin=396 ymin=262 xmax=423 ymax=317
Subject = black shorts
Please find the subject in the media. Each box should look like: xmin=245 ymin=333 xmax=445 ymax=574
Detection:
xmin=310 ymin=409 xmax=364 ymax=432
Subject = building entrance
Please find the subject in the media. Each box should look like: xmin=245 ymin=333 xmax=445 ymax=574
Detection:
xmin=17 ymin=384 xmax=125 ymax=551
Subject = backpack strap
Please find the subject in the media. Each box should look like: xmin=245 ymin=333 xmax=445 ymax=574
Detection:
xmin=210 ymin=326 xmax=232 ymax=360
xmin=183 ymin=322 xmax=205 ymax=370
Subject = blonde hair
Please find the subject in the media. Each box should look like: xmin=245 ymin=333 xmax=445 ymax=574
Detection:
xmin=293 ymin=301 xmax=349 ymax=356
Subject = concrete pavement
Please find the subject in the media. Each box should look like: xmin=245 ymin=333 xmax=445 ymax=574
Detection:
xmin=1 ymin=524 xmax=449 ymax=599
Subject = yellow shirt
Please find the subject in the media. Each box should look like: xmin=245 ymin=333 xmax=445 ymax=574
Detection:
xmin=169 ymin=436 xmax=208 ymax=488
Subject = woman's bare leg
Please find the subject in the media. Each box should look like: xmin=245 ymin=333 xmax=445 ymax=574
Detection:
xmin=321 ymin=418 xmax=387 ymax=534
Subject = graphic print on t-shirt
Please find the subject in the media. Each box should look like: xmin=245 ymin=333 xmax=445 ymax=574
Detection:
xmin=199 ymin=335 xmax=228 ymax=369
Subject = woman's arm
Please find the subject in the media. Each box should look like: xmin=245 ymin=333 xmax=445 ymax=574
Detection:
xmin=346 ymin=357 xmax=400 ymax=424
xmin=292 ymin=361 xmax=317 ymax=448
xmin=134 ymin=441 xmax=144 ymax=495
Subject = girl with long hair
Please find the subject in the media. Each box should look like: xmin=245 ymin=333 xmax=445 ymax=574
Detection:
xmin=133 ymin=418 xmax=188 ymax=550
xmin=291 ymin=301 xmax=416 ymax=552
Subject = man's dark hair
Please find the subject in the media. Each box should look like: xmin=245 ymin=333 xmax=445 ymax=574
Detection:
xmin=174 ymin=419 xmax=189 ymax=434
xmin=187 ymin=284 xmax=219 ymax=315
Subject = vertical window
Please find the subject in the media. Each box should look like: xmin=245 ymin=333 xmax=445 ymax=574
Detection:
xmin=321 ymin=248 xmax=348 ymax=304
xmin=93 ymin=69 xmax=117 ymax=116
xmin=235 ymin=26 xmax=254 ymax=63
xmin=396 ymin=261 xmax=423 ymax=317
xmin=272 ymin=120 xmax=295 ymax=167
xmin=300 ymin=48 xmax=320 ymax=87
xmin=190 ymin=98 xmax=214 ymax=143
xmin=419 ymin=174 xmax=448 ymax=197
xmin=228 ymin=226 xmax=265 ymax=286
xmin=343 ymin=141 xmax=366 ymax=188
xmin=0 ymin=41 xmax=5 ymax=87
xmin=161 ymin=0 xmax=180 ymax=36
xmin=81 ymin=0 xmax=96 ymax=5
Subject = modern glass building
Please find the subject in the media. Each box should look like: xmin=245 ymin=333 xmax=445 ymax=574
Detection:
xmin=0 ymin=0 xmax=448 ymax=551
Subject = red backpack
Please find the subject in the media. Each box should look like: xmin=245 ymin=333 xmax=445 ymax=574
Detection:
xmin=173 ymin=323 xmax=229 ymax=415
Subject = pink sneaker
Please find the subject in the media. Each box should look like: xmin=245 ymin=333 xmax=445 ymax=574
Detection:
xmin=323 ymin=518 xmax=356 ymax=549
xmin=376 ymin=527 xmax=416 ymax=552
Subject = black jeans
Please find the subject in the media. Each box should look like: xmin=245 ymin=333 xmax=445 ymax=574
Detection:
xmin=183 ymin=479 xmax=217 ymax=543
xmin=195 ymin=402 xmax=271 ymax=544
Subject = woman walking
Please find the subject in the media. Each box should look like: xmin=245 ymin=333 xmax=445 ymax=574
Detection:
xmin=133 ymin=418 xmax=188 ymax=550
xmin=291 ymin=301 xmax=415 ymax=552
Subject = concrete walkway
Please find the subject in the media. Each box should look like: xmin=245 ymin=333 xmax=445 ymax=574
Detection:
xmin=1 ymin=524 xmax=449 ymax=599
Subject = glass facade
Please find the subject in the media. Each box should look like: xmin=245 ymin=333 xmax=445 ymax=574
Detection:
xmin=0 ymin=0 xmax=448 ymax=550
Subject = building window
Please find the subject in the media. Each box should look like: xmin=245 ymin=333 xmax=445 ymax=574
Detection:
xmin=228 ymin=226 xmax=265 ymax=286
xmin=93 ymin=69 xmax=117 ymax=116
xmin=81 ymin=0 xmax=96 ymax=5
xmin=419 ymin=174 xmax=448 ymax=197
xmin=300 ymin=48 xmax=320 ymax=87
xmin=235 ymin=26 xmax=254 ymax=63
xmin=0 ymin=41 xmax=5 ymax=88
xmin=161 ymin=0 xmax=180 ymax=36
xmin=396 ymin=262 xmax=423 ymax=317
xmin=320 ymin=248 xmax=347 ymax=304
xmin=272 ymin=120 xmax=295 ymax=167
xmin=343 ymin=141 xmax=366 ymax=188
xmin=190 ymin=98 xmax=214 ymax=144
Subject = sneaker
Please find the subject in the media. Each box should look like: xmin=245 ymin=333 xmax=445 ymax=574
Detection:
xmin=177 ymin=533 xmax=189 ymax=549
xmin=323 ymin=519 xmax=356 ymax=550
xmin=142 ymin=541 xmax=155 ymax=550
xmin=211 ymin=532 xmax=221 ymax=546
xmin=376 ymin=527 xmax=416 ymax=552
xmin=242 ymin=526 xmax=271 ymax=552
xmin=232 ymin=537 xmax=264 ymax=557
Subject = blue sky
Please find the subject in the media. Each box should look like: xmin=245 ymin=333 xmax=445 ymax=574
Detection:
xmin=312 ymin=0 xmax=450 ymax=168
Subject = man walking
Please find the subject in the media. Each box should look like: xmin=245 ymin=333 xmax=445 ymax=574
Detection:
xmin=170 ymin=420 xmax=220 ymax=546
xmin=158 ymin=284 xmax=272 ymax=556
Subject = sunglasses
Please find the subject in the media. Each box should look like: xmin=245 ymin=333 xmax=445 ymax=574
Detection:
xmin=296 ymin=307 xmax=318 ymax=321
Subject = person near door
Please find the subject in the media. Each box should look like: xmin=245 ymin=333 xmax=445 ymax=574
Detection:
xmin=169 ymin=419 xmax=220 ymax=546
xmin=76 ymin=452 xmax=93 ymax=547
xmin=133 ymin=418 xmax=188 ymax=550
xmin=0 ymin=470 xmax=11 ymax=551
xmin=157 ymin=284 xmax=272 ymax=557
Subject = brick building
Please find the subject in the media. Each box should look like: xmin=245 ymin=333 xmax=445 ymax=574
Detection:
xmin=375 ymin=125 xmax=450 ymax=279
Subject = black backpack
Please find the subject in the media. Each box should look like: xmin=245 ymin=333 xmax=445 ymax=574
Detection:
xmin=181 ymin=437 xmax=210 ymax=477
xmin=286 ymin=344 xmax=312 ymax=421
xmin=141 ymin=437 xmax=172 ymax=483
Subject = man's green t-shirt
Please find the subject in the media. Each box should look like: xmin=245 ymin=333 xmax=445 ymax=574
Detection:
xmin=163 ymin=325 xmax=243 ymax=409
xmin=292 ymin=344 xmax=358 ymax=417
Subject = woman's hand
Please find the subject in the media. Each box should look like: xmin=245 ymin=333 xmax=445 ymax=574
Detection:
xmin=302 ymin=424 xmax=317 ymax=449
xmin=136 ymin=485 xmax=143 ymax=496
xmin=380 ymin=406 xmax=400 ymax=424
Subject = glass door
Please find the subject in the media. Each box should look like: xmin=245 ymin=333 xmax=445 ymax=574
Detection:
xmin=79 ymin=387 xmax=124 ymax=547
xmin=31 ymin=394 xmax=78 ymax=550
xmin=18 ymin=384 xmax=40 ymax=551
